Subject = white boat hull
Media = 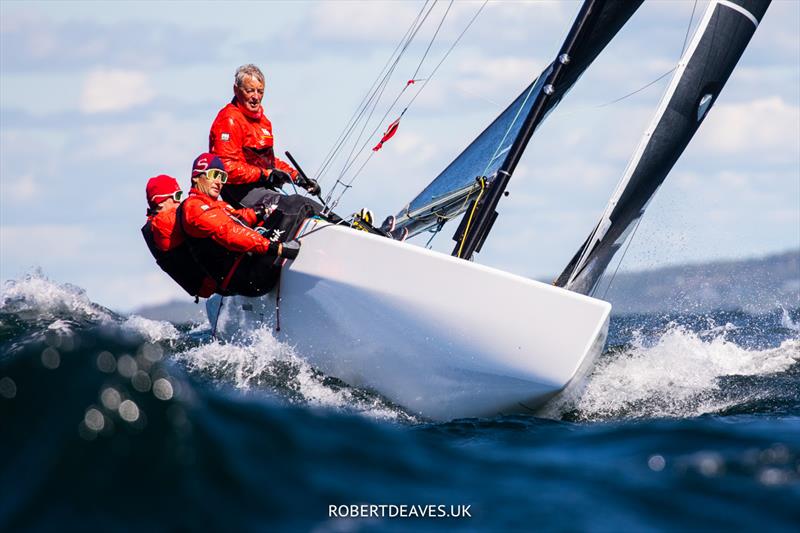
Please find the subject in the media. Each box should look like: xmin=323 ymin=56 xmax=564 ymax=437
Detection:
xmin=210 ymin=221 xmax=611 ymax=421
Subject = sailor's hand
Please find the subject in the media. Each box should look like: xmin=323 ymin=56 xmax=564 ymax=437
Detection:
xmin=253 ymin=204 xmax=268 ymax=221
xmin=267 ymin=169 xmax=292 ymax=187
xmin=301 ymin=177 xmax=321 ymax=196
xmin=277 ymin=240 xmax=301 ymax=260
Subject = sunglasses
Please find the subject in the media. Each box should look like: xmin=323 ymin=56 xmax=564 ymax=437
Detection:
xmin=151 ymin=190 xmax=184 ymax=203
xmin=200 ymin=169 xmax=228 ymax=183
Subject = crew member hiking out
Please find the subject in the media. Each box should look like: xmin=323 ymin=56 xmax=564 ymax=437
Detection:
xmin=180 ymin=153 xmax=301 ymax=297
xmin=141 ymin=174 xmax=217 ymax=299
xmin=209 ymin=63 xmax=321 ymax=208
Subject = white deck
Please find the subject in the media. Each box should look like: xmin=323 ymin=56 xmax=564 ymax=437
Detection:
xmin=211 ymin=221 xmax=611 ymax=421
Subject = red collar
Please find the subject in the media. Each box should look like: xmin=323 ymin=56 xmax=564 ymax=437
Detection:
xmin=188 ymin=189 xmax=219 ymax=203
xmin=232 ymin=98 xmax=263 ymax=120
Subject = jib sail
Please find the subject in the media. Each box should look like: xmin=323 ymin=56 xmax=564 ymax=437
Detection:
xmin=556 ymin=0 xmax=771 ymax=295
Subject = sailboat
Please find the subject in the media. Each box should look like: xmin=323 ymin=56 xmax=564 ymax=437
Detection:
xmin=208 ymin=0 xmax=771 ymax=421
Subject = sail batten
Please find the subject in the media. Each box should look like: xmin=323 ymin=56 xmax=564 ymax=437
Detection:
xmin=557 ymin=0 xmax=772 ymax=295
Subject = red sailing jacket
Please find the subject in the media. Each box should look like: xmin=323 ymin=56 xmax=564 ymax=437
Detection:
xmin=209 ymin=100 xmax=298 ymax=186
xmin=142 ymin=204 xmax=217 ymax=298
xmin=180 ymin=190 xmax=273 ymax=254
xmin=148 ymin=205 xmax=184 ymax=252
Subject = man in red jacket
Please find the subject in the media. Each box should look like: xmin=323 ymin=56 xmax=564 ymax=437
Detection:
xmin=141 ymin=174 xmax=216 ymax=298
xmin=209 ymin=63 xmax=321 ymax=208
xmin=180 ymin=153 xmax=301 ymax=297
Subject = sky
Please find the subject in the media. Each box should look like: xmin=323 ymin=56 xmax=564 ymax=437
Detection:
xmin=1 ymin=0 xmax=798 ymax=312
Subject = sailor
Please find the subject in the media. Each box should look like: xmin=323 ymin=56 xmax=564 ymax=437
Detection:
xmin=209 ymin=63 xmax=321 ymax=208
xmin=141 ymin=174 xmax=217 ymax=298
xmin=179 ymin=153 xmax=301 ymax=297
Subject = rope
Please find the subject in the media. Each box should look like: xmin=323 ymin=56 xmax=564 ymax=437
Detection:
xmin=323 ymin=1 xmax=438 ymax=200
xmin=553 ymin=0 xmax=701 ymax=119
xmin=410 ymin=0 xmax=453 ymax=84
xmin=680 ymin=0 xmax=699 ymax=57
xmin=331 ymin=1 xmax=454 ymax=198
xmin=329 ymin=0 xmax=489 ymax=209
xmin=455 ymin=177 xmax=486 ymax=258
xmin=595 ymin=68 xmax=676 ymax=109
xmin=425 ymin=221 xmax=444 ymax=248
xmin=314 ymin=1 xmax=433 ymax=185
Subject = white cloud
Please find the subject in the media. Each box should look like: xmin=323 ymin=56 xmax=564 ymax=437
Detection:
xmin=80 ymin=68 xmax=155 ymax=114
xmin=1 ymin=224 xmax=91 ymax=264
xmin=2 ymin=173 xmax=39 ymax=201
xmin=71 ymin=112 xmax=209 ymax=171
xmin=696 ymin=97 xmax=800 ymax=159
xmin=454 ymin=54 xmax=543 ymax=103
xmin=309 ymin=2 xmax=424 ymax=42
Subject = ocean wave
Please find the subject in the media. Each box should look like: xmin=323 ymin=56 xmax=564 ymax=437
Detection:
xmin=174 ymin=326 xmax=415 ymax=423
xmin=1 ymin=271 xmax=113 ymax=324
xmin=121 ymin=315 xmax=180 ymax=343
xmin=547 ymin=323 xmax=799 ymax=421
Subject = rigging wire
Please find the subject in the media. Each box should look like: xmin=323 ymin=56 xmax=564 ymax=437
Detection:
xmin=324 ymin=1 xmax=442 ymax=208
xmin=329 ymin=0 xmax=488 ymax=211
xmin=680 ymin=0 xmax=700 ymax=56
xmin=594 ymin=67 xmax=676 ymax=109
xmin=553 ymin=0 xmax=700 ymax=120
xmin=314 ymin=1 xmax=434 ymax=185
xmin=409 ymin=0 xmax=452 ymax=84
xmin=334 ymin=0 xmax=455 ymax=185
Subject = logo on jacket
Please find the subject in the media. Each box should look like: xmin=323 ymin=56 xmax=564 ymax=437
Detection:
xmin=261 ymin=128 xmax=271 ymax=136
xmin=221 ymin=133 xmax=230 ymax=141
xmin=269 ymin=229 xmax=284 ymax=242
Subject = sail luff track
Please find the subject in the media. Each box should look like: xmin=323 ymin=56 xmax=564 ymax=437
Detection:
xmin=556 ymin=0 xmax=772 ymax=295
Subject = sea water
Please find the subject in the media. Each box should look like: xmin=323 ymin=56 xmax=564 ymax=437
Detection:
xmin=1 ymin=273 xmax=798 ymax=531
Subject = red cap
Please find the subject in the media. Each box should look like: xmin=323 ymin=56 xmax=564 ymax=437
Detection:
xmin=146 ymin=174 xmax=181 ymax=209
xmin=191 ymin=152 xmax=225 ymax=178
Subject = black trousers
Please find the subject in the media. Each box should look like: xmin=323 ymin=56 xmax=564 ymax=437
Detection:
xmin=248 ymin=189 xmax=328 ymax=241
xmin=222 ymin=190 xmax=327 ymax=297
xmin=224 ymin=253 xmax=282 ymax=297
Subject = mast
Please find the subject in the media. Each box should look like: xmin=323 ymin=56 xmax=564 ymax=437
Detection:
xmin=556 ymin=0 xmax=772 ymax=295
xmin=395 ymin=0 xmax=643 ymax=243
xmin=453 ymin=0 xmax=601 ymax=259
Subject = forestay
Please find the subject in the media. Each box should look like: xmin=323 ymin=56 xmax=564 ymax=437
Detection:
xmin=556 ymin=0 xmax=772 ymax=295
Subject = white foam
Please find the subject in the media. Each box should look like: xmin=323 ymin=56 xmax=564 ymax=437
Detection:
xmin=2 ymin=272 xmax=183 ymax=345
xmin=547 ymin=324 xmax=799 ymax=420
xmin=122 ymin=315 xmax=180 ymax=343
xmin=781 ymin=307 xmax=800 ymax=332
xmin=175 ymin=326 xmax=406 ymax=421
xmin=0 ymin=271 xmax=112 ymax=323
